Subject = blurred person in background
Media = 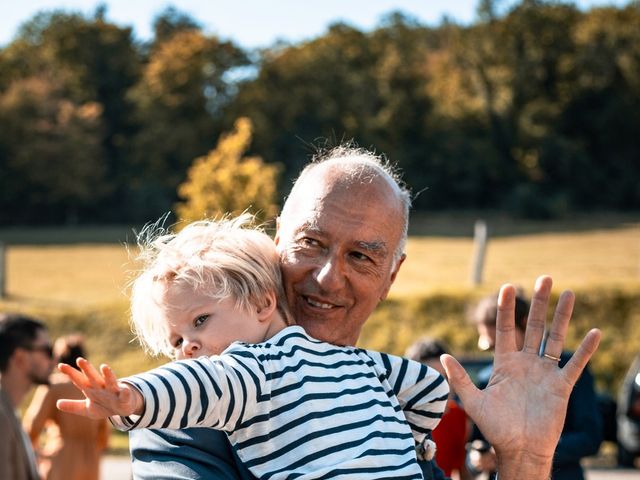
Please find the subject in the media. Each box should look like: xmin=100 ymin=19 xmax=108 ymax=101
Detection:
xmin=616 ymin=353 xmax=640 ymax=467
xmin=24 ymin=334 xmax=109 ymax=480
xmin=468 ymin=291 xmax=603 ymax=480
xmin=0 ymin=312 xmax=53 ymax=480
xmin=406 ymin=337 xmax=472 ymax=480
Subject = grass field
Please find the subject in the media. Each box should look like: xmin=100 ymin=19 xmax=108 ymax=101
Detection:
xmin=2 ymin=214 xmax=638 ymax=307
xmin=395 ymin=224 xmax=640 ymax=297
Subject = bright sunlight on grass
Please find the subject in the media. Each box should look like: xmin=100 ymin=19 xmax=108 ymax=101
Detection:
xmin=2 ymin=219 xmax=638 ymax=306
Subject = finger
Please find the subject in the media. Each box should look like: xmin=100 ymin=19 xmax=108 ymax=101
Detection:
xmin=561 ymin=329 xmax=602 ymax=386
xmin=495 ymin=284 xmax=517 ymax=354
xmin=441 ymin=354 xmax=481 ymax=410
xmin=543 ymin=290 xmax=574 ymax=359
xmin=522 ymin=275 xmax=552 ymax=354
xmin=77 ymin=357 xmax=105 ymax=388
xmin=56 ymin=399 xmax=89 ymax=416
xmin=58 ymin=363 xmax=90 ymax=389
xmin=100 ymin=364 xmax=120 ymax=393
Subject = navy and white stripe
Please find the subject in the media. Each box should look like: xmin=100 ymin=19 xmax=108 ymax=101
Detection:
xmin=112 ymin=326 xmax=448 ymax=479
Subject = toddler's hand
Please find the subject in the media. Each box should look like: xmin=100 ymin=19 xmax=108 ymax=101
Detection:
xmin=56 ymin=357 xmax=143 ymax=419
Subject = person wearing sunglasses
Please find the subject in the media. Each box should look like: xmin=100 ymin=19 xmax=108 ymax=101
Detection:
xmin=24 ymin=334 xmax=110 ymax=480
xmin=0 ymin=312 xmax=54 ymax=480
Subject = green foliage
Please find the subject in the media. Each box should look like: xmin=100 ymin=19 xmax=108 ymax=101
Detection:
xmin=151 ymin=6 xmax=202 ymax=46
xmin=175 ymin=117 xmax=280 ymax=224
xmin=0 ymin=10 xmax=140 ymax=224
xmin=127 ymin=29 xmax=249 ymax=218
xmin=1 ymin=2 xmax=640 ymax=225
xmin=0 ymin=76 xmax=109 ymax=223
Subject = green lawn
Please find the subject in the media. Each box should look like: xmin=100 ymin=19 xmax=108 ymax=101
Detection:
xmin=2 ymin=214 xmax=637 ymax=307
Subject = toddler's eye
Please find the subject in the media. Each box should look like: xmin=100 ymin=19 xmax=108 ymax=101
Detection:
xmin=195 ymin=314 xmax=209 ymax=327
xmin=173 ymin=337 xmax=183 ymax=348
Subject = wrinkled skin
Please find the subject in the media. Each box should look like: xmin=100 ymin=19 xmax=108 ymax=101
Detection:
xmin=442 ymin=277 xmax=601 ymax=478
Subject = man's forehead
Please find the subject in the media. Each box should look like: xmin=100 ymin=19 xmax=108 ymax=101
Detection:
xmin=281 ymin=163 xmax=404 ymax=242
xmin=288 ymin=174 xmax=401 ymax=217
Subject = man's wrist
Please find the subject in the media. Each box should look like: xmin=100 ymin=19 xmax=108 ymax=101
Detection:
xmin=495 ymin=451 xmax=552 ymax=480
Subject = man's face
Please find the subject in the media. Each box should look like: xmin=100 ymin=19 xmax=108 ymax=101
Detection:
xmin=25 ymin=329 xmax=54 ymax=385
xmin=275 ymin=169 xmax=405 ymax=346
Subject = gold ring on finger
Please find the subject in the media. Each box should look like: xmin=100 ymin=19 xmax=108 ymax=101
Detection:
xmin=542 ymin=353 xmax=561 ymax=362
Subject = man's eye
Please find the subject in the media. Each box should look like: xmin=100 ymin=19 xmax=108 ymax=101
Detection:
xmin=350 ymin=251 xmax=372 ymax=262
xmin=195 ymin=314 xmax=208 ymax=327
xmin=300 ymin=237 xmax=320 ymax=247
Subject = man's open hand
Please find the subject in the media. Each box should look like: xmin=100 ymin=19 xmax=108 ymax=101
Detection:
xmin=442 ymin=275 xmax=601 ymax=479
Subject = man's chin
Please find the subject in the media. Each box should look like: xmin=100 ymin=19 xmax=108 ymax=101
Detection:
xmin=297 ymin=316 xmax=359 ymax=346
xmin=298 ymin=315 xmax=335 ymax=336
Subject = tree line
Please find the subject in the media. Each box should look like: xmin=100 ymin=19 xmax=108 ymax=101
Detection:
xmin=1 ymin=1 xmax=638 ymax=225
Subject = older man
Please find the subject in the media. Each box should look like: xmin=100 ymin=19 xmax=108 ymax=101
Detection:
xmin=129 ymin=146 xmax=601 ymax=479
xmin=0 ymin=313 xmax=54 ymax=480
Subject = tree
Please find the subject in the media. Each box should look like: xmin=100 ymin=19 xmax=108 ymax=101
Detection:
xmin=0 ymin=76 xmax=108 ymax=224
xmin=230 ymin=23 xmax=380 ymax=181
xmin=128 ymin=29 xmax=249 ymax=217
xmin=552 ymin=5 xmax=640 ymax=209
xmin=151 ymin=6 xmax=201 ymax=47
xmin=0 ymin=9 xmax=141 ymax=221
xmin=175 ymin=118 xmax=280 ymax=225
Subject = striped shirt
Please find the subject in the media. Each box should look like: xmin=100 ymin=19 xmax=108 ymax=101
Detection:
xmin=113 ymin=326 xmax=449 ymax=479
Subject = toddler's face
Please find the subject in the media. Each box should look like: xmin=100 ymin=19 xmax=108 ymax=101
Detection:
xmin=158 ymin=283 xmax=267 ymax=360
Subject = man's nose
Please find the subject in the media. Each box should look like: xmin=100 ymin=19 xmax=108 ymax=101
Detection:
xmin=314 ymin=255 xmax=346 ymax=292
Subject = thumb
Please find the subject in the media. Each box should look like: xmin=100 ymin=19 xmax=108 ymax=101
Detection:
xmin=441 ymin=354 xmax=480 ymax=407
xmin=56 ymin=398 xmax=90 ymax=416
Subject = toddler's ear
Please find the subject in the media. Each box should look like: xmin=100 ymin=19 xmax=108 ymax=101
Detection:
xmin=257 ymin=291 xmax=277 ymax=321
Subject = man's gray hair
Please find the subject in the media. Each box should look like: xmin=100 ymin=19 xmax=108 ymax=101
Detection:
xmin=283 ymin=145 xmax=412 ymax=266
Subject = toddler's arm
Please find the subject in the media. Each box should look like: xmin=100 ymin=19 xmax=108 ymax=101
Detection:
xmin=59 ymin=348 xmax=265 ymax=433
xmin=57 ymin=358 xmax=144 ymax=419
xmin=368 ymin=351 xmax=449 ymax=442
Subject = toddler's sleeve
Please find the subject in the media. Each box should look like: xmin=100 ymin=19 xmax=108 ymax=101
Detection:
xmin=110 ymin=348 xmax=267 ymax=433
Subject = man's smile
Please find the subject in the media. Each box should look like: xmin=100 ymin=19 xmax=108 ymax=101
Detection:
xmin=303 ymin=295 xmax=340 ymax=310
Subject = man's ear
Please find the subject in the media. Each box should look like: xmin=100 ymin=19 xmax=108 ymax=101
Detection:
xmin=257 ymin=291 xmax=278 ymax=321
xmin=380 ymin=253 xmax=406 ymax=301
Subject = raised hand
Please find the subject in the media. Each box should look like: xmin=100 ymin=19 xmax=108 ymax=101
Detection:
xmin=56 ymin=357 xmax=143 ymax=419
xmin=441 ymin=275 xmax=601 ymax=479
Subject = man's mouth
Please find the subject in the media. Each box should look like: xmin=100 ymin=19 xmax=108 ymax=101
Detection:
xmin=304 ymin=296 xmax=336 ymax=309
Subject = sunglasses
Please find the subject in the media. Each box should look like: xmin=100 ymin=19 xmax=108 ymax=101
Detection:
xmin=24 ymin=344 xmax=54 ymax=358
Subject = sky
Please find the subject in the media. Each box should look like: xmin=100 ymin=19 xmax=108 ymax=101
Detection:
xmin=1 ymin=0 xmax=630 ymax=49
